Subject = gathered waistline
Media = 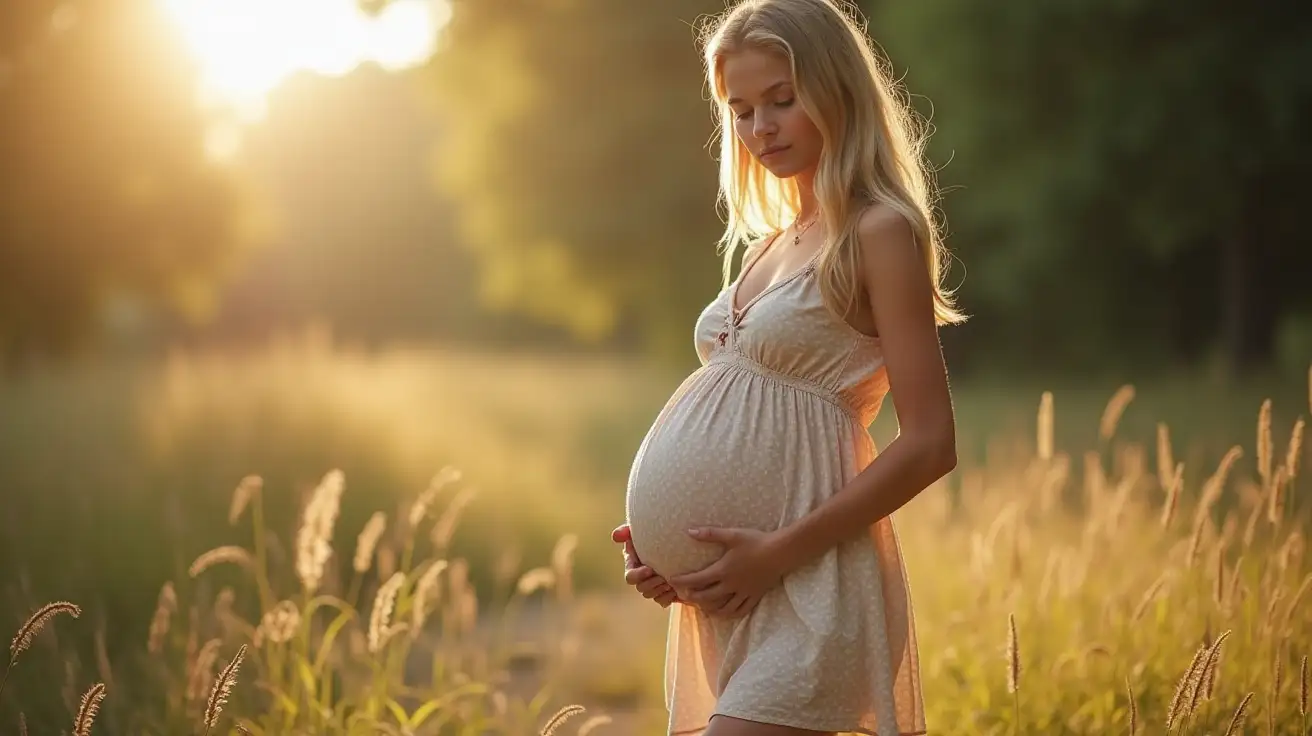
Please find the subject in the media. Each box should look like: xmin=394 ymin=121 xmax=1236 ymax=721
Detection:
xmin=705 ymin=351 xmax=866 ymax=423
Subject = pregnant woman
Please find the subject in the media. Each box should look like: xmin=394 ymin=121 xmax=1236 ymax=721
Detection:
xmin=613 ymin=1 xmax=964 ymax=734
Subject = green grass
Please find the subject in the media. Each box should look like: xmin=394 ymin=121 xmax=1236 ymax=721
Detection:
xmin=1 ymin=334 xmax=1308 ymax=734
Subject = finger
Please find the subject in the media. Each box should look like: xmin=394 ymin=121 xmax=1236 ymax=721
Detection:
xmin=636 ymin=578 xmax=668 ymax=597
xmin=687 ymin=582 xmax=728 ymax=605
xmin=722 ymin=593 xmax=752 ymax=618
xmin=687 ymin=526 xmax=739 ymax=546
xmin=703 ymin=592 xmax=735 ymax=615
xmin=611 ymin=524 xmax=632 ymax=544
xmin=655 ymin=589 xmax=679 ymax=607
xmin=624 ymin=566 xmax=655 ymax=586
xmin=623 ymin=540 xmax=641 ymax=570
xmin=669 ymin=566 xmax=718 ymax=590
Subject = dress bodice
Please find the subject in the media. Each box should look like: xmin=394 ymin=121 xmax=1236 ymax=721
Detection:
xmin=692 ymin=244 xmax=890 ymax=426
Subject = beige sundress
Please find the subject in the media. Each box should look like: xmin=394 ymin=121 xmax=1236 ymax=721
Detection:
xmin=623 ymin=231 xmax=926 ymax=735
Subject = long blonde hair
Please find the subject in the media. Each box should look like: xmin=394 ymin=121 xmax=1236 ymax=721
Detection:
xmin=701 ymin=0 xmax=965 ymax=326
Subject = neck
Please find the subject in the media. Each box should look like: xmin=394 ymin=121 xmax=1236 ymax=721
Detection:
xmin=794 ymin=170 xmax=819 ymax=224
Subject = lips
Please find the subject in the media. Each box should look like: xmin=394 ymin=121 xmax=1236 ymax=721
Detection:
xmin=759 ymin=144 xmax=790 ymax=158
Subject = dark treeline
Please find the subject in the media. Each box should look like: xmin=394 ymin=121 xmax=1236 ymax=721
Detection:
xmin=1 ymin=0 xmax=1309 ymax=377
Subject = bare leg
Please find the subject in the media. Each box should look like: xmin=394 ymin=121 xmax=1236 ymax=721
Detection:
xmin=703 ymin=714 xmax=836 ymax=736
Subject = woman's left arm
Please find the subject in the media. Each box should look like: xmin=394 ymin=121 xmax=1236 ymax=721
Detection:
xmin=670 ymin=205 xmax=958 ymax=613
xmin=771 ymin=204 xmax=957 ymax=572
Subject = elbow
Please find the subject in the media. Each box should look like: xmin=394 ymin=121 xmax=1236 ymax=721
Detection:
xmin=940 ymin=440 xmax=958 ymax=476
xmin=923 ymin=430 xmax=957 ymax=479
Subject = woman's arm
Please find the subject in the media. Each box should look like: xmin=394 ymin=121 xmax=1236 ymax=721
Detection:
xmin=770 ymin=204 xmax=957 ymax=573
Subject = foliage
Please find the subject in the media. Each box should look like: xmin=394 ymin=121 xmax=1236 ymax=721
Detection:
xmin=867 ymin=0 xmax=1312 ymax=372
xmin=425 ymin=0 xmax=730 ymax=357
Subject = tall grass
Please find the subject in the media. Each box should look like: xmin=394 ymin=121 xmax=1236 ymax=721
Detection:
xmin=3 ymin=464 xmax=628 ymax=734
xmin=0 ymin=338 xmax=1308 ymax=733
xmin=893 ymin=368 xmax=1311 ymax=734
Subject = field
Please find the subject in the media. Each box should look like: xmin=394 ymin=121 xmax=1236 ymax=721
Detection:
xmin=1 ymin=333 xmax=1309 ymax=735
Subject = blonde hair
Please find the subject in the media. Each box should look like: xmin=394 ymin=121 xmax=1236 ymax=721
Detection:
xmin=701 ymin=0 xmax=965 ymax=326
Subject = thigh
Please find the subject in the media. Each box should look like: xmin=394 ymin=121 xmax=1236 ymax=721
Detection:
xmin=703 ymin=714 xmax=835 ymax=736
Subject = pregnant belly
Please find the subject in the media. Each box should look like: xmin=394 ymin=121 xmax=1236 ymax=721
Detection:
xmin=625 ymin=372 xmax=791 ymax=579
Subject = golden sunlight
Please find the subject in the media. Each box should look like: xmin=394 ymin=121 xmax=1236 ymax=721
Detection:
xmin=160 ymin=0 xmax=449 ymax=122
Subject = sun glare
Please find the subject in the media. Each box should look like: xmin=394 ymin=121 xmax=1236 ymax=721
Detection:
xmin=161 ymin=0 xmax=449 ymax=123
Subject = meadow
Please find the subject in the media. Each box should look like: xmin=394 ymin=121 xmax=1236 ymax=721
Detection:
xmin=1 ymin=332 xmax=1309 ymax=734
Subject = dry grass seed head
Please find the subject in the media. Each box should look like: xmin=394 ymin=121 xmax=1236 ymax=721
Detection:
xmin=1166 ymin=646 xmax=1206 ymax=730
xmin=368 ymin=572 xmax=405 ymax=654
xmin=412 ymin=559 xmax=449 ymax=631
xmin=516 ymin=567 xmax=556 ymax=597
xmin=1160 ymin=462 xmax=1185 ymax=530
xmin=353 ymin=511 xmax=387 ymax=574
xmin=146 ymin=582 xmax=177 ymax=655
xmin=73 ymin=682 xmax=106 ymax=736
xmin=1258 ymin=399 xmax=1273 ymax=487
xmin=1195 ymin=446 xmax=1242 ymax=530
xmin=431 ymin=486 xmax=479 ymax=550
xmin=10 ymin=602 xmax=81 ymax=658
xmin=187 ymin=638 xmax=222 ymax=704
xmin=408 ymin=466 xmax=463 ymax=529
xmin=551 ymin=533 xmax=579 ymax=601
xmin=1157 ymin=422 xmax=1175 ymax=490
xmin=1288 ymin=417 xmax=1305 ymax=480
xmin=1006 ymin=612 xmax=1020 ymax=694
xmin=539 ymin=704 xmax=585 ymax=735
xmin=204 ymin=644 xmax=246 ymax=732
xmin=188 ymin=546 xmax=255 ymax=579
xmin=255 ymin=600 xmax=301 ymax=647
xmin=1299 ymin=654 xmax=1307 ymax=717
xmin=1100 ymin=384 xmax=1135 ymax=441
xmin=1125 ymin=677 xmax=1137 ymax=735
xmin=294 ymin=469 xmax=346 ymax=594
xmin=1222 ymin=692 xmax=1255 ymax=736
xmin=1189 ymin=630 xmax=1231 ymax=716
xmin=1037 ymin=391 xmax=1054 ymax=461
xmin=227 ymin=475 xmax=263 ymax=526
xmin=577 ymin=714 xmax=613 ymax=736
xmin=1268 ymin=465 xmax=1290 ymax=525
xmin=1132 ymin=575 xmax=1169 ymax=622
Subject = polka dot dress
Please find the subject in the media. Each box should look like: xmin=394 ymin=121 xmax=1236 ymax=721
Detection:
xmin=625 ymin=233 xmax=927 ymax=735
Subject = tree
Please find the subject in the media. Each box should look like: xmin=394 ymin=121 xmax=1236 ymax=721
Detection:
xmin=868 ymin=0 xmax=1312 ymax=374
xmin=424 ymin=0 xmax=730 ymax=361
xmin=0 ymin=0 xmax=252 ymax=369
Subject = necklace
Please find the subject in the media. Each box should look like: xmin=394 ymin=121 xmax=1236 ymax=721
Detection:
xmin=790 ymin=211 xmax=820 ymax=245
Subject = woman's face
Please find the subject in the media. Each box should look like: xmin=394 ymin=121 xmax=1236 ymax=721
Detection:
xmin=721 ymin=48 xmax=823 ymax=179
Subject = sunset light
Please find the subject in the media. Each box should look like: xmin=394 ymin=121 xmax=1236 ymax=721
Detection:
xmin=160 ymin=0 xmax=450 ymax=121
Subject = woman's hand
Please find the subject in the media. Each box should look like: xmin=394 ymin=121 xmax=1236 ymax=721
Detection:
xmin=668 ymin=526 xmax=787 ymax=619
xmin=612 ymin=524 xmax=680 ymax=608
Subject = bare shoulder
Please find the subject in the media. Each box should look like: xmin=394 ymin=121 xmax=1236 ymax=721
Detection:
xmin=855 ymin=203 xmax=917 ymax=263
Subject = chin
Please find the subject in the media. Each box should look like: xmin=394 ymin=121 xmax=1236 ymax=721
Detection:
xmin=760 ymin=159 xmax=804 ymax=178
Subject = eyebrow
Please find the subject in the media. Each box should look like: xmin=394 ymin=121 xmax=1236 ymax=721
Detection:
xmin=726 ymin=81 xmax=791 ymax=105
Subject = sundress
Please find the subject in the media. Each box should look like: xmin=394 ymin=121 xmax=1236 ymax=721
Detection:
xmin=624 ymin=231 xmax=927 ymax=734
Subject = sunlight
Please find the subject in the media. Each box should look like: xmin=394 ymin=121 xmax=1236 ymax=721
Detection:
xmin=161 ymin=0 xmax=450 ymax=122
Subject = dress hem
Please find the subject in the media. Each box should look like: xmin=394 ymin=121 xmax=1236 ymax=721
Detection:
xmin=667 ymin=706 xmax=927 ymax=736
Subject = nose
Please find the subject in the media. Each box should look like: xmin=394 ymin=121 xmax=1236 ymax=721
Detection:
xmin=751 ymin=108 xmax=777 ymax=139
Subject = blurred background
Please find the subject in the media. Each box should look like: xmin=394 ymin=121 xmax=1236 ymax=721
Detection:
xmin=1 ymin=0 xmax=1310 ymax=731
